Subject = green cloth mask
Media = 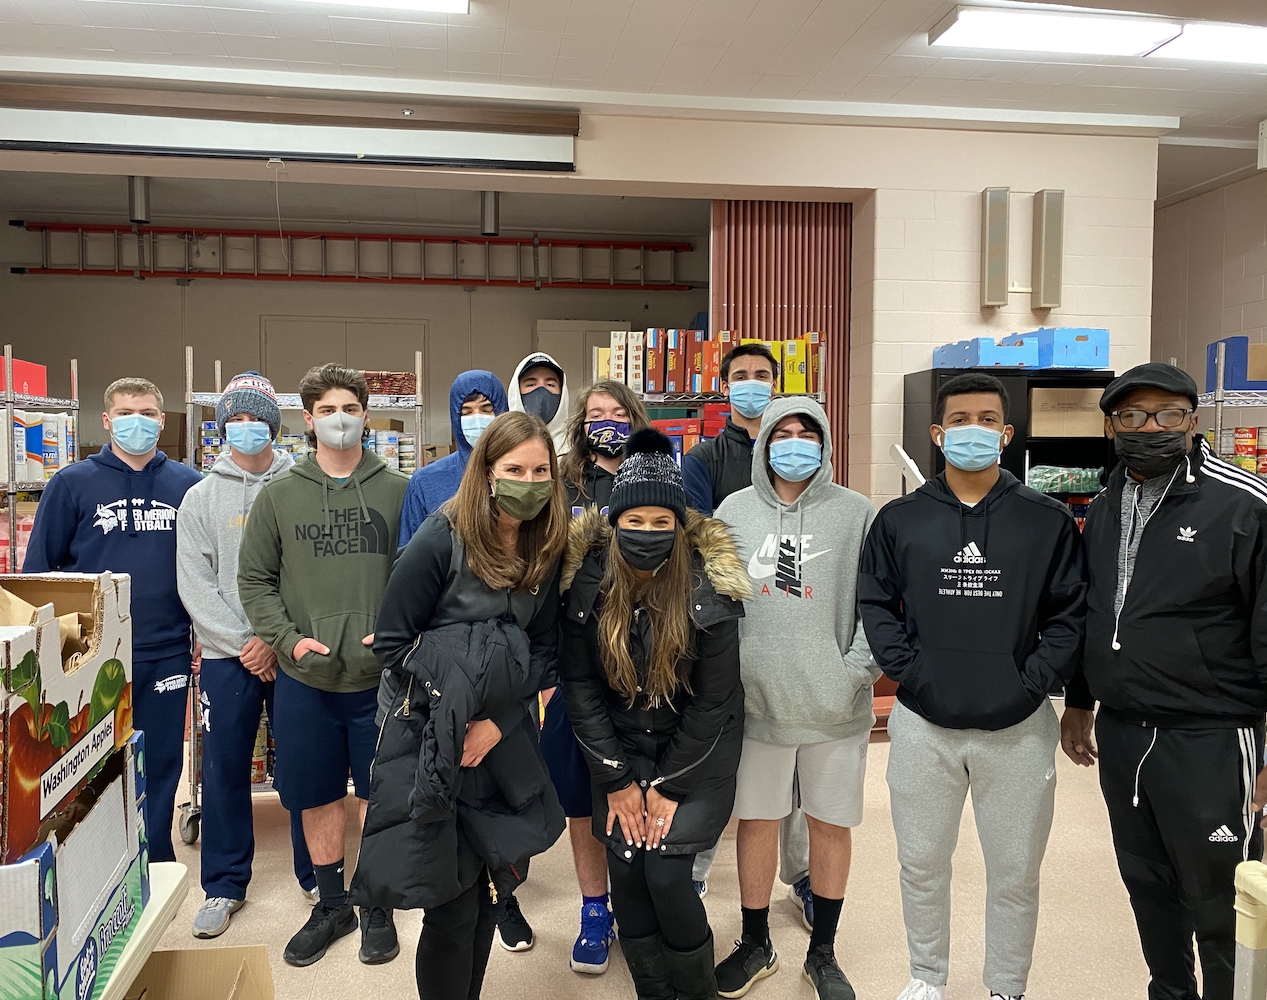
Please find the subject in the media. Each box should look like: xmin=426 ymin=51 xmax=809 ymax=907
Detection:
xmin=493 ymin=477 xmax=553 ymax=521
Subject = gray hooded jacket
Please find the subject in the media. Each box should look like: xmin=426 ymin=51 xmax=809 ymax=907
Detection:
xmin=714 ymin=396 xmax=879 ymax=744
xmin=177 ymin=449 xmax=294 ymax=660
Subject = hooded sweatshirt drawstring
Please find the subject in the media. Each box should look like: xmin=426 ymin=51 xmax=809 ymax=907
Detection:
xmin=353 ymin=473 xmax=371 ymax=523
xmin=322 ymin=478 xmax=332 ymax=536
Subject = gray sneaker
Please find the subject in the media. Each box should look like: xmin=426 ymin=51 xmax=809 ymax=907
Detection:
xmin=192 ymin=897 xmax=244 ymax=938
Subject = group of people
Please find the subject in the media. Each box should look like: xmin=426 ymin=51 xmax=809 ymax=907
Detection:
xmin=22 ymin=344 xmax=1267 ymax=1000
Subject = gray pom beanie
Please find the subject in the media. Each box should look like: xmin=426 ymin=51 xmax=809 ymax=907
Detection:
xmin=217 ymin=371 xmax=281 ymax=437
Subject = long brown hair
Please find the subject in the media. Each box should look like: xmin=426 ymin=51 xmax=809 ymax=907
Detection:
xmin=598 ymin=518 xmax=694 ymax=704
xmin=560 ymin=380 xmax=651 ymax=497
xmin=445 ymin=411 xmax=568 ymax=592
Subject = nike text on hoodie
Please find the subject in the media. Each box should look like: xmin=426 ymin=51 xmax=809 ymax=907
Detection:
xmin=177 ymin=449 xmax=294 ymax=660
xmin=715 ymin=396 xmax=880 ymax=745
xmin=858 ymin=470 xmax=1088 ymax=731
xmin=25 ymin=444 xmax=204 ymax=659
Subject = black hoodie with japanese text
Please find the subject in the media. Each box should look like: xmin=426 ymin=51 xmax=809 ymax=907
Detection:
xmin=859 ymin=469 xmax=1087 ymax=731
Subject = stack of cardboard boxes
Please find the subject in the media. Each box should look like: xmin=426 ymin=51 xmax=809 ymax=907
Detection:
xmin=0 ymin=571 xmax=149 ymax=1000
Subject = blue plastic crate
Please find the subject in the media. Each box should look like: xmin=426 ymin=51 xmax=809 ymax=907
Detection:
xmin=1205 ymin=336 xmax=1267 ymax=391
xmin=1001 ymin=327 xmax=1109 ymax=369
xmin=933 ymin=337 xmax=1039 ymax=368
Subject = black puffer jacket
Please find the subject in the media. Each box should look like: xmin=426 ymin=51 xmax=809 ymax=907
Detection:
xmin=352 ymin=514 xmax=564 ymax=910
xmin=560 ymin=507 xmax=750 ymax=861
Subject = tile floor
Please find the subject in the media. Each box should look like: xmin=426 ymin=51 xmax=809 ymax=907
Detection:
xmin=157 ymin=705 xmax=1152 ymax=998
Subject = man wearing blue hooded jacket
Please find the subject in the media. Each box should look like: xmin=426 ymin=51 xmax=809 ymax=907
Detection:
xmin=398 ymin=370 xmax=508 ymax=547
xmin=25 ymin=376 xmax=203 ymax=863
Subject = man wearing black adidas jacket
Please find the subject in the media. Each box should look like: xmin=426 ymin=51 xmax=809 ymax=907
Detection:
xmin=1062 ymin=362 xmax=1267 ymax=1000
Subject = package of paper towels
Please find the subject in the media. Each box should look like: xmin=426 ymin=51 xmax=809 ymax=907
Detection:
xmin=0 ymin=409 xmax=56 ymax=481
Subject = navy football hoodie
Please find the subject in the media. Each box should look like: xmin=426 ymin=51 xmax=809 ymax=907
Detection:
xmin=25 ymin=445 xmax=204 ymax=659
xmin=859 ymin=469 xmax=1087 ymax=730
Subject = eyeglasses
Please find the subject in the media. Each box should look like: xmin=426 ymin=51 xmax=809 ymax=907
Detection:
xmin=1110 ymin=407 xmax=1194 ymax=430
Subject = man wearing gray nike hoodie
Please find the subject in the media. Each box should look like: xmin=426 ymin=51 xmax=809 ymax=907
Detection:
xmin=176 ymin=372 xmax=313 ymax=940
xmin=714 ymin=396 xmax=877 ymax=1000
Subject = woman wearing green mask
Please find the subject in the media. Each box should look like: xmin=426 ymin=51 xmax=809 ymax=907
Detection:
xmin=353 ymin=410 xmax=569 ymax=1000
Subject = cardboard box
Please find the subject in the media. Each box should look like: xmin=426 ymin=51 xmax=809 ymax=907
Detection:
xmin=2 ymin=572 xmax=134 ymax=863
xmin=1029 ymin=387 xmax=1106 ymax=438
xmin=644 ymin=330 xmax=664 ymax=394
xmin=702 ymin=341 xmax=721 ymax=393
xmin=0 ymin=361 xmax=48 ymax=398
xmin=0 ymin=732 xmax=149 ymax=1000
xmin=664 ymin=330 xmax=685 ymax=393
xmin=805 ymin=332 xmax=821 ymax=394
xmin=591 ymin=347 xmax=610 ymax=383
xmin=367 ymin=418 xmax=405 ymax=432
xmin=422 ymin=444 xmax=453 ymax=466
xmin=686 ymin=331 xmax=708 ymax=393
xmin=782 ymin=339 xmax=808 ymax=393
xmin=609 ymin=332 xmax=627 ymax=385
xmin=125 ymin=945 xmax=274 ymax=1000
xmin=626 ymin=331 xmax=645 ymax=394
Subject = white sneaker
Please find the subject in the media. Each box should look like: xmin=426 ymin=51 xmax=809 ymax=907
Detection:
xmin=191 ymin=897 xmax=244 ymax=938
xmin=897 ymin=980 xmax=946 ymax=1000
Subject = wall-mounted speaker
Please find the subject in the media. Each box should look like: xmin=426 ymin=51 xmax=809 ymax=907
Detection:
xmin=1032 ymin=189 xmax=1064 ymax=311
xmin=980 ymin=187 xmax=1009 ymax=308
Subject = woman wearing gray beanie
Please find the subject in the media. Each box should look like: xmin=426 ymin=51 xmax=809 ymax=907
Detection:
xmin=561 ymin=428 xmax=750 ymax=1000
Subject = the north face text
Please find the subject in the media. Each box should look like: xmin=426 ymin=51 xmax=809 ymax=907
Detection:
xmin=295 ymin=506 xmax=390 ymax=557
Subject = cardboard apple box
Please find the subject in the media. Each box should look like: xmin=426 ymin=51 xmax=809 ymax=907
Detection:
xmin=0 ymin=732 xmax=149 ymax=1000
xmin=1 ymin=572 xmax=133 ymax=863
xmin=124 ymin=945 xmax=274 ymax=1000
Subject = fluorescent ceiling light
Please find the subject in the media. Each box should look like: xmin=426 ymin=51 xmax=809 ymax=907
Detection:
xmin=930 ymin=6 xmax=1180 ymax=57
xmin=288 ymin=0 xmax=468 ymax=12
xmin=1149 ymin=22 xmax=1267 ymax=64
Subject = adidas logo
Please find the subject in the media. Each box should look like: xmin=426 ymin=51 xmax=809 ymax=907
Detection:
xmin=1208 ymin=825 xmax=1239 ymax=843
xmin=1177 ymin=526 xmax=1196 ymax=543
xmin=953 ymin=541 xmax=986 ymax=565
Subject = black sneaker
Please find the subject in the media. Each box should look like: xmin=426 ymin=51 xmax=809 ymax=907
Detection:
xmin=496 ymin=893 xmax=534 ymax=952
xmin=802 ymin=944 xmax=856 ymax=1000
xmin=715 ymin=935 xmax=779 ymax=998
xmin=283 ymin=903 xmax=356 ymax=967
xmin=358 ymin=906 xmax=400 ymax=964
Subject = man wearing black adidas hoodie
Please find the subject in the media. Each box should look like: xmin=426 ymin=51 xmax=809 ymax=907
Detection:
xmin=860 ymin=372 xmax=1086 ymax=1000
xmin=1061 ymin=362 xmax=1267 ymax=1000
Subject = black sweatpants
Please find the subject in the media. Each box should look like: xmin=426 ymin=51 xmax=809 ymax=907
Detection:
xmin=608 ymin=848 xmax=709 ymax=951
xmin=1097 ymin=709 xmax=1264 ymax=1000
xmin=415 ymin=870 xmax=498 ymax=1000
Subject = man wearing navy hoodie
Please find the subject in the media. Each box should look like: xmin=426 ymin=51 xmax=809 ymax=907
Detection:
xmin=26 ymin=376 xmax=203 ymax=862
xmin=860 ymin=372 xmax=1086 ymax=1000
xmin=398 ymin=369 xmax=507 ymax=547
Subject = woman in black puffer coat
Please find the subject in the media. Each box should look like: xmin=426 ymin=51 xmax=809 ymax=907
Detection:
xmin=561 ymin=429 xmax=750 ymax=1000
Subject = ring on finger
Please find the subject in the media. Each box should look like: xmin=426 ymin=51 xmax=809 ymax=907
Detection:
xmin=656 ymin=817 xmax=666 ymax=827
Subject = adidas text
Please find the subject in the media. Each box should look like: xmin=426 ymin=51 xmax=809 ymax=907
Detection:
xmin=1208 ymin=825 xmax=1239 ymax=843
xmin=953 ymin=541 xmax=985 ymax=564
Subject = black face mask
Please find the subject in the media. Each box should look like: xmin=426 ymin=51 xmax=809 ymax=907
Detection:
xmin=616 ymin=528 xmax=676 ymax=572
xmin=521 ymin=385 xmax=561 ymax=423
xmin=1114 ymin=431 xmax=1190 ymax=479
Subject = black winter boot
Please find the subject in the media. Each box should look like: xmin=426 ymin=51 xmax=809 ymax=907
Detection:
xmin=620 ymin=932 xmax=675 ymax=1000
xmin=663 ymin=931 xmax=719 ymax=1000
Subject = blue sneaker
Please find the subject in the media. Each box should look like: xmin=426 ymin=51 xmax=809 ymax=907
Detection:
xmin=570 ymin=900 xmax=615 ymax=975
xmin=790 ymin=876 xmax=814 ymax=932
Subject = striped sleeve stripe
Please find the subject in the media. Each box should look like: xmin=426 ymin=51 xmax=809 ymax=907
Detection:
xmin=1240 ymin=727 xmax=1257 ymax=862
xmin=1200 ymin=461 xmax=1267 ymax=505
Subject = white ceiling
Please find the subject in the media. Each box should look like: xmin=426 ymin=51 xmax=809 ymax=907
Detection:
xmin=0 ymin=169 xmax=712 ymax=237
xmin=0 ymin=0 xmax=1264 ymax=199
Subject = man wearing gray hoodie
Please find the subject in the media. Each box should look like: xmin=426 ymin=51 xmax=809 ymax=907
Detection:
xmin=714 ymin=397 xmax=877 ymax=1000
xmin=177 ymin=372 xmax=314 ymax=939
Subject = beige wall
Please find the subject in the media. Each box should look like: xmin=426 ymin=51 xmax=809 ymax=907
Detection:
xmin=1153 ymin=173 xmax=1267 ymax=393
xmin=0 ymin=115 xmax=1161 ymax=493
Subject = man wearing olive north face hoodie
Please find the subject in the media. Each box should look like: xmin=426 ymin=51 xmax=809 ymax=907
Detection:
xmin=714 ymin=397 xmax=877 ymax=1000
xmin=859 ymin=372 xmax=1086 ymax=1000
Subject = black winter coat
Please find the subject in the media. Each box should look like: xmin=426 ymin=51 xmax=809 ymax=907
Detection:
xmin=352 ymin=514 xmax=565 ymax=910
xmin=1066 ymin=438 xmax=1267 ymax=727
xmin=560 ymin=507 xmax=750 ymax=862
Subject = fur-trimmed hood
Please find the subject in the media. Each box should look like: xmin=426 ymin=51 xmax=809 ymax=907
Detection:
xmin=561 ymin=505 xmax=752 ymax=601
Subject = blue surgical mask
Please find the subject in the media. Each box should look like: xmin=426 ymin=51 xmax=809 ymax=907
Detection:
xmin=224 ymin=420 xmax=273 ymax=456
xmin=110 ymin=414 xmax=161 ymax=456
xmin=728 ymin=379 xmax=772 ymax=419
xmin=768 ymin=438 xmax=822 ymax=482
xmin=940 ymin=424 xmax=1003 ymax=472
xmin=461 ymin=413 xmax=494 ymax=446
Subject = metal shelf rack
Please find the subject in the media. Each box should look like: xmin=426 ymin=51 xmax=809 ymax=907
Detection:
xmin=3 ymin=344 xmax=79 ymax=569
xmin=639 ymin=391 xmax=826 ymax=406
xmin=182 ymin=346 xmax=426 ymax=468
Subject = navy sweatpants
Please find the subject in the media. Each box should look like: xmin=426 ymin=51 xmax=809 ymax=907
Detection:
xmin=133 ymin=652 xmax=193 ymax=863
xmin=200 ymin=657 xmax=315 ymax=900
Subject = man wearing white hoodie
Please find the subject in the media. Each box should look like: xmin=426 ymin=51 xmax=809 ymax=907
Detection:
xmin=714 ymin=397 xmax=877 ymax=1000
xmin=507 ymin=352 xmax=570 ymax=457
xmin=177 ymin=372 xmax=314 ymax=938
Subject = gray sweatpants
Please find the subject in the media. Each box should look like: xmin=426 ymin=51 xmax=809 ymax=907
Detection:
xmin=886 ymin=699 xmax=1058 ymax=997
xmin=691 ymin=808 xmax=810 ymax=886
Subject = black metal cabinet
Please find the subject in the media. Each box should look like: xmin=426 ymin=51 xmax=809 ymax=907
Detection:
xmin=902 ymin=367 xmax=1117 ymax=482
